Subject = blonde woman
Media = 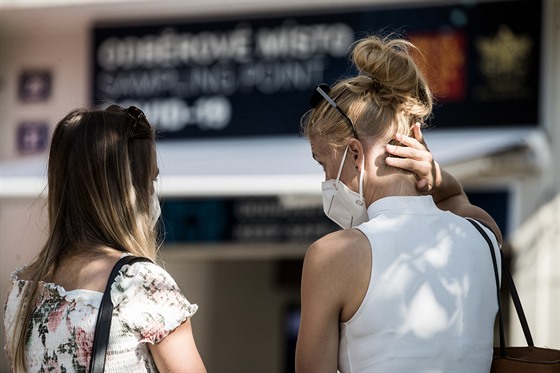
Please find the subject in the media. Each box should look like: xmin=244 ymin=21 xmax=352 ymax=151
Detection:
xmin=296 ymin=35 xmax=502 ymax=373
xmin=4 ymin=105 xmax=206 ymax=372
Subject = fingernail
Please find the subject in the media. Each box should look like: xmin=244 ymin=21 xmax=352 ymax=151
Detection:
xmin=395 ymin=133 xmax=402 ymax=140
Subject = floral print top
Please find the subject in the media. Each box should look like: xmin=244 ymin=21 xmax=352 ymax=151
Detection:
xmin=3 ymin=258 xmax=198 ymax=372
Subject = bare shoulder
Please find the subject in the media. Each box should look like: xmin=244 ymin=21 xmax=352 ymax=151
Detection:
xmin=52 ymin=249 xmax=125 ymax=292
xmin=303 ymin=228 xmax=371 ymax=292
xmin=305 ymin=228 xmax=370 ymax=266
xmin=302 ymin=228 xmax=372 ymax=321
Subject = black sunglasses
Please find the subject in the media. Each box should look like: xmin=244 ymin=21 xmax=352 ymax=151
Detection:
xmin=309 ymin=83 xmax=359 ymax=139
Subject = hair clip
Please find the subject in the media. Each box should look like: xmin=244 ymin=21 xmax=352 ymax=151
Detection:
xmin=126 ymin=106 xmax=147 ymax=132
xmin=127 ymin=106 xmax=146 ymax=121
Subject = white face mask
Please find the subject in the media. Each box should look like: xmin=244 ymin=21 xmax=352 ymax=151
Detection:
xmin=150 ymin=185 xmax=161 ymax=228
xmin=321 ymin=146 xmax=368 ymax=229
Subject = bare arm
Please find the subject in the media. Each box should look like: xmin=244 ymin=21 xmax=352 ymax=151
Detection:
xmin=386 ymin=123 xmax=503 ymax=244
xmin=149 ymin=318 xmax=206 ymax=373
xmin=296 ymin=230 xmax=370 ymax=373
xmin=295 ymin=240 xmax=342 ymax=373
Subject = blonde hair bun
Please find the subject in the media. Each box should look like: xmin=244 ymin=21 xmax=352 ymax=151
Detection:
xmin=351 ymin=35 xmax=432 ymax=118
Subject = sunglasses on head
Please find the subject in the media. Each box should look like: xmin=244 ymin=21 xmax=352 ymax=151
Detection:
xmin=309 ymin=83 xmax=359 ymax=139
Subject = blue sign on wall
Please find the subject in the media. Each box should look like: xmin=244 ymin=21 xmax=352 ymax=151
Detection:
xmin=92 ymin=0 xmax=541 ymax=140
xmin=17 ymin=122 xmax=50 ymax=154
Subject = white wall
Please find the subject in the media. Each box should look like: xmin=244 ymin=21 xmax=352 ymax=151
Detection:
xmin=0 ymin=198 xmax=48 ymax=372
xmin=0 ymin=16 xmax=89 ymax=160
xmin=507 ymin=0 xmax=560 ymax=348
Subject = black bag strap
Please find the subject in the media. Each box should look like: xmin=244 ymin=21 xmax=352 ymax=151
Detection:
xmin=89 ymin=255 xmax=152 ymax=373
xmin=467 ymin=218 xmax=534 ymax=358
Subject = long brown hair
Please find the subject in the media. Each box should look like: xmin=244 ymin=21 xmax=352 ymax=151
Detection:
xmin=10 ymin=104 xmax=159 ymax=372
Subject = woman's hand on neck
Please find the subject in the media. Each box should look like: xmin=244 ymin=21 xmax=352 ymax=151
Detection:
xmin=362 ymin=142 xmax=423 ymax=206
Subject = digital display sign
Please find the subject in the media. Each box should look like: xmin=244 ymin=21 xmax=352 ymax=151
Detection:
xmin=92 ymin=0 xmax=541 ymax=140
xmin=161 ymin=196 xmax=339 ymax=244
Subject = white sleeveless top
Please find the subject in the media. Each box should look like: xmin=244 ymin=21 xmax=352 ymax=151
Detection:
xmin=339 ymin=196 xmax=500 ymax=373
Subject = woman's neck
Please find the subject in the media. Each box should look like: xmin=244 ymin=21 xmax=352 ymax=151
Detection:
xmin=365 ymin=171 xmax=422 ymax=206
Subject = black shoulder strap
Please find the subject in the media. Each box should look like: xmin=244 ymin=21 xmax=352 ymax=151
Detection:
xmin=466 ymin=218 xmax=534 ymax=358
xmin=89 ymin=255 xmax=152 ymax=373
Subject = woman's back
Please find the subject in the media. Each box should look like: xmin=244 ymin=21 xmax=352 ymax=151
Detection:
xmin=4 ymin=253 xmax=198 ymax=372
xmin=338 ymin=196 xmax=500 ymax=373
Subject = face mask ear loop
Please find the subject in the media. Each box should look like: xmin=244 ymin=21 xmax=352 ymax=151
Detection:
xmin=358 ymin=155 xmax=365 ymax=200
xmin=335 ymin=146 xmax=350 ymax=186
